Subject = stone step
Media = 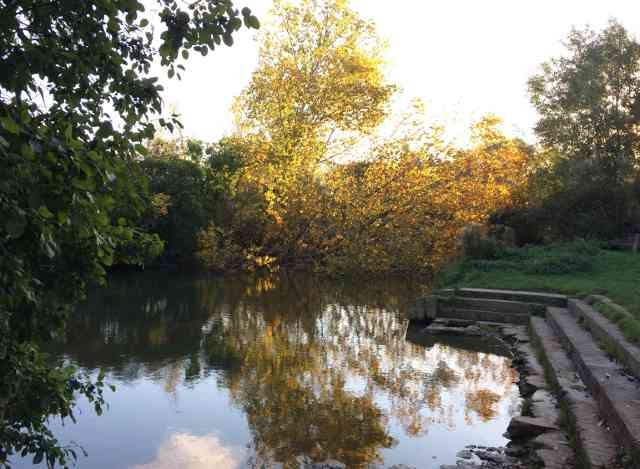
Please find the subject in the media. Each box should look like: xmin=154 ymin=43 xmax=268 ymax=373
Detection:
xmin=569 ymin=298 xmax=640 ymax=379
xmin=547 ymin=307 xmax=640 ymax=466
xmin=441 ymin=296 xmax=542 ymax=315
xmin=437 ymin=288 xmax=568 ymax=307
xmin=530 ymin=316 xmax=618 ymax=468
xmin=438 ymin=307 xmax=530 ymax=325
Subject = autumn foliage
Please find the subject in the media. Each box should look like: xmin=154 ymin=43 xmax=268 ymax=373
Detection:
xmin=169 ymin=0 xmax=534 ymax=274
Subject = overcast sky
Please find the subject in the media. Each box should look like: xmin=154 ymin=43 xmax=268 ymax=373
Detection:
xmin=155 ymin=0 xmax=640 ymax=144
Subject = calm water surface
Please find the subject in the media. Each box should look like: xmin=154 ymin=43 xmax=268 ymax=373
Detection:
xmin=15 ymin=272 xmax=521 ymax=469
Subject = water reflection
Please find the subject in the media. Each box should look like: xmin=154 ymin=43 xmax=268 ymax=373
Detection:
xmin=39 ymin=272 xmax=520 ymax=468
xmin=133 ymin=433 xmax=242 ymax=469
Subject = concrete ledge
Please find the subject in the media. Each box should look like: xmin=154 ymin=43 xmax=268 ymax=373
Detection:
xmin=569 ymin=298 xmax=640 ymax=379
xmin=547 ymin=307 xmax=640 ymax=466
xmin=407 ymin=296 xmax=438 ymax=321
xmin=441 ymin=296 xmax=545 ymax=315
xmin=530 ymin=316 xmax=618 ymax=469
xmin=437 ymin=288 xmax=568 ymax=307
xmin=438 ymin=307 xmax=530 ymax=325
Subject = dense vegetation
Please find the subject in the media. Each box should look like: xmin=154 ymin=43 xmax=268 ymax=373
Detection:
xmin=436 ymin=21 xmax=640 ymax=343
xmin=1 ymin=0 xmax=640 ymax=466
xmin=133 ymin=12 xmax=640 ymax=276
xmin=0 ymin=0 xmax=258 ymax=466
xmin=496 ymin=22 xmax=640 ymax=242
xmin=134 ymin=0 xmax=535 ymax=275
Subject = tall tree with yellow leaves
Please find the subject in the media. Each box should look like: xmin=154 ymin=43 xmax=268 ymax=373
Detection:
xmin=231 ymin=0 xmax=396 ymax=262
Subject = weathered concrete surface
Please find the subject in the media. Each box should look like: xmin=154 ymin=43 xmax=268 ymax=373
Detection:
xmin=569 ymin=297 xmax=640 ymax=379
xmin=508 ymin=325 xmax=574 ymax=469
xmin=407 ymin=295 xmax=438 ymax=321
xmin=438 ymin=308 xmax=529 ymax=325
xmin=533 ymin=431 xmax=574 ymax=469
xmin=422 ymin=322 xmax=484 ymax=337
xmin=547 ymin=307 xmax=640 ymax=466
xmin=437 ymin=288 xmax=568 ymax=307
xmin=530 ymin=316 xmax=618 ymax=469
xmin=408 ymin=288 xmax=635 ymax=467
xmin=505 ymin=416 xmax=558 ymax=438
xmin=442 ymin=297 xmax=542 ymax=315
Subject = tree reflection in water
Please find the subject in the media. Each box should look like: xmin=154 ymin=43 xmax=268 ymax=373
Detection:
xmin=56 ymin=271 xmax=520 ymax=469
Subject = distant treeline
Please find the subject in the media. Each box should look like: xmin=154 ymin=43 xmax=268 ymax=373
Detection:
xmin=122 ymin=13 xmax=640 ymax=275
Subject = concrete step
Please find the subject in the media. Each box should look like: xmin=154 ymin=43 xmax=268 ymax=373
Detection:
xmin=438 ymin=307 xmax=529 ymax=325
xmin=547 ymin=307 xmax=640 ymax=466
xmin=441 ymin=296 xmax=542 ymax=315
xmin=569 ymin=298 xmax=640 ymax=379
xmin=530 ymin=316 xmax=618 ymax=468
xmin=437 ymin=288 xmax=568 ymax=307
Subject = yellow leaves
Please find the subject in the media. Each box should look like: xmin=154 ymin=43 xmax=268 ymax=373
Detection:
xmin=233 ymin=0 xmax=394 ymax=165
xmin=151 ymin=193 xmax=171 ymax=218
xmin=310 ymin=115 xmax=535 ymax=273
xmin=214 ymin=1 xmax=537 ymax=275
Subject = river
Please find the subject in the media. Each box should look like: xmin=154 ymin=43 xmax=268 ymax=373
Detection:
xmin=12 ymin=271 xmax=521 ymax=469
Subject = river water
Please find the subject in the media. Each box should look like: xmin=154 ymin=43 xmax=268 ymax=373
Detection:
xmin=13 ymin=272 xmax=521 ymax=469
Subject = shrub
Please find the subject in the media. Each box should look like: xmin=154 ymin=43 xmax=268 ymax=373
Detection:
xmin=619 ymin=317 xmax=640 ymax=343
xmin=466 ymin=259 xmax=521 ymax=272
xmin=490 ymin=206 xmax=547 ymax=246
xmin=524 ymin=253 xmax=593 ymax=275
xmin=460 ymin=224 xmax=505 ymax=260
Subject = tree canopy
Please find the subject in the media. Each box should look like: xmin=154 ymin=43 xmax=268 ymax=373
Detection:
xmin=160 ymin=0 xmax=532 ymax=275
xmin=529 ymin=20 xmax=640 ymax=184
xmin=508 ymin=19 xmax=640 ymax=240
xmin=0 ymin=0 xmax=257 ymax=466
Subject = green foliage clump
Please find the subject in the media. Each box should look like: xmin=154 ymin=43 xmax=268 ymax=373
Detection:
xmin=459 ymin=240 xmax=600 ymax=276
xmin=138 ymin=137 xmax=260 ymax=270
xmin=460 ymin=225 xmax=507 ymax=260
xmin=492 ymin=21 xmax=640 ymax=245
xmin=140 ymin=157 xmax=210 ymax=265
xmin=497 ymin=20 xmax=640 ymax=244
xmin=618 ymin=317 xmax=640 ymax=344
xmin=524 ymin=253 xmax=593 ymax=275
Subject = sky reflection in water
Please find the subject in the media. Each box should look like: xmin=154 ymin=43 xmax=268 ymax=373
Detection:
xmin=15 ymin=272 xmax=520 ymax=469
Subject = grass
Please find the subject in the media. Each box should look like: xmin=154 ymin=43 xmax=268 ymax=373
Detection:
xmin=439 ymin=241 xmax=640 ymax=342
xmin=593 ymin=300 xmax=640 ymax=344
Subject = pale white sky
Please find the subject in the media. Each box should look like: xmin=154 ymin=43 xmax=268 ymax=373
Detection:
xmin=156 ymin=0 xmax=640 ymax=144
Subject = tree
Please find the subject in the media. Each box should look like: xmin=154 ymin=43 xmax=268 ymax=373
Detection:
xmin=322 ymin=114 xmax=533 ymax=273
xmin=234 ymin=0 xmax=394 ymax=160
xmin=0 ymin=0 xmax=258 ymax=466
xmin=230 ymin=0 xmax=395 ymax=263
xmin=138 ymin=137 xmax=247 ymax=267
xmin=526 ymin=20 xmax=640 ymax=238
xmin=529 ymin=20 xmax=640 ymax=184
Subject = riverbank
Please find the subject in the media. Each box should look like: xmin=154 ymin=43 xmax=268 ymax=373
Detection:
xmin=412 ymin=285 xmax=639 ymax=468
xmin=437 ymin=242 xmax=640 ymax=342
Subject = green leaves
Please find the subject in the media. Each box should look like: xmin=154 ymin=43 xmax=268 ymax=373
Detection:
xmin=529 ymin=20 xmax=640 ymax=184
xmin=241 ymin=7 xmax=260 ymax=29
xmin=5 ymin=216 xmax=27 ymax=239
xmin=37 ymin=206 xmax=54 ymax=219
xmin=0 ymin=0 xmax=258 ymax=465
xmin=246 ymin=16 xmax=260 ymax=29
xmin=33 ymin=451 xmax=44 ymax=465
xmin=0 ymin=115 xmax=20 ymax=134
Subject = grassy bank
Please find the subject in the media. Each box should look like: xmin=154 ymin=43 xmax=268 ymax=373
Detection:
xmin=438 ymin=241 xmax=640 ymax=340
